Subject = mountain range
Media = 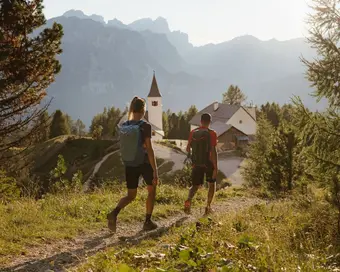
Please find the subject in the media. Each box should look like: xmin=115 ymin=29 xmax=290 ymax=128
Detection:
xmin=45 ymin=9 xmax=325 ymax=125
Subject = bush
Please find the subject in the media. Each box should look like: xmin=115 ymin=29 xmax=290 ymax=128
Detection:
xmin=0 ymin=171 xmax=20 ymax=204
xmin=49 ymin=155 xmax=82 ymax=194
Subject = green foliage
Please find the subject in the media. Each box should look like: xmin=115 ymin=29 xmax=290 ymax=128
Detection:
xmin=33 ymin=111 xmax=51 ymax=144
xmin=90 ymin=106 xmax=122 ymax=139
xmin=162 ymin=165 xmax=193 ymax=187
xmin=49 ymin=110 xmax=71 ymax=138
xmin=0 ymin=0 xmax=63 ymax=163
xmin=0 ymin=184 xmax=202 ymax=263
xmin=92 ymin=125 xmax=103 ymax=140
xmin=222 ymin=85 xmax=247 ymax=105
xmin=293 ymin=0 xmax=340 ymax=232
xmin=164 ymin=105 xmax=198 ymax=140
xmin=78 ymin=195 xmax=339 ymax=272
xmin=243 ymin=114 xmax=301 ymax=194
xmin=67 ymin=117 xmax=86 ymax=136
xmin=49 ymin=155 xmax=82 ymax=193
xmin=0 ymin=171 xmax=20 ymax=204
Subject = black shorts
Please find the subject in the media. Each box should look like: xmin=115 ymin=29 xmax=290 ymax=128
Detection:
xmin=192 ymin=161 xmax=216 ymax=186
xmin=125 ymin=163 xmax=154 ymax=189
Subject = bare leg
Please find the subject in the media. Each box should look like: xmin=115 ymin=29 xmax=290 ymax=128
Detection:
xmin=107 ymin=189 xmax=137 ymax=232
xmin=207 ymin=182 xmax=216 ymax=208
xmin=187 ymin=185 xmax=200 ymax=202
xmin=146 ymin=185 xmax=157 ymax=216
xmin=116 ymin=189 xmax=137 ymax=210
xmin=143 ymin=185 xmax=158 ymax=231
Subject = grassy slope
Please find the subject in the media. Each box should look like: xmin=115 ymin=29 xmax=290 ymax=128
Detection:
xmin=76 ymin=191 xmax=339 ymax=272
xmin=0 ymin=185 xmax=209 ymax=265
xmin=30 ymin=136 xmax=115 ymax=181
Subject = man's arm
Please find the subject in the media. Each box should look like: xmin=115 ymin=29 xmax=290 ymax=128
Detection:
xmin=186 ymin=131 xmax=193 ymax=154
xmin=211 ymin=146 xmax=218 ymax=171
xmin=211 ymin=131 xmax=218 ymax=178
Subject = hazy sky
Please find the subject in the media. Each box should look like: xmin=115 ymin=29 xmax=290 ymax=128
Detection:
xmin=43 ymin=0 xmax=311 ymax=46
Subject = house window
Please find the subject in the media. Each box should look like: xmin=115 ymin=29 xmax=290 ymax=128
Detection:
xmin=239 ymin=120 xmax=243 ymax=124
xmin=152 ymin=131 xmax=156 ymax=136
xmin=152 ymin=101 xmax=158 ymax=106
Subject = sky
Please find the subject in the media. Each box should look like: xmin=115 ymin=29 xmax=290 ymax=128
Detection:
xmin=43 ymin=0 xmax=311 ymax=46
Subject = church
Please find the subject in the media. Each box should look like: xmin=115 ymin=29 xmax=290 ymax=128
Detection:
xmin=119 ymin=72 xmax=165 ymax=141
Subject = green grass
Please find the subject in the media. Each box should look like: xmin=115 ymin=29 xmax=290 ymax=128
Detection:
xmin=0 ymin=185 xmax=208 ymax=265
xmin=76 ymin=194 xmax=339 ymax=272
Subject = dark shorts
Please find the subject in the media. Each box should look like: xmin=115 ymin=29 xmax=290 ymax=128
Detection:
xmin=192 ymin=161 xmax=216 ymax=186
xmin=125 ymin=163 xmax=154 ymax=189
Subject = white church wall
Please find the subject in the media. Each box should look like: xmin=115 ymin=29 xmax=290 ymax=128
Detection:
xmin=147 ymin=97 xmax=163 ymax=131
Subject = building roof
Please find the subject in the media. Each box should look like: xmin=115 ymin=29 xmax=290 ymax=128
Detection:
xmin=210 ymin=121 xmax=232 ymax=137
xmin=190 ymin=102 xmax=240 ymax=126
xmin=148 ymin=72 xmax=162 ymax=98
xmin=243 ymin=106 xmax=257 ymax=121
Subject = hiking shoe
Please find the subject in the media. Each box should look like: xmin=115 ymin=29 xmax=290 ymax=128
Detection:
xmin=184 ymin=200 xmax=191 ymax=214
xmin=204 ymin=207 xmax=214 ymax=216
xmin=143 ymin=220 xmax=158 ymax=231
xmin=107 ymin=212 xmax=117 ymax=233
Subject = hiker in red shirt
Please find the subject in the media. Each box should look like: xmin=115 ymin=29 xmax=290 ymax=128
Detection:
xmin=184 ymin=113 xmax=218 ymax=215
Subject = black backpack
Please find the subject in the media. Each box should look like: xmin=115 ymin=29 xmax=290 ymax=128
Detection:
xmin=190 ymin=128 xmax=211 ymax=167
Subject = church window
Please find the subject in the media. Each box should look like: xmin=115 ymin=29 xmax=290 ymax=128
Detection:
xmin=152 ymin=101 xmax=158 ymax=106
xmin=239 ymin=120 xmax=243 ymax=124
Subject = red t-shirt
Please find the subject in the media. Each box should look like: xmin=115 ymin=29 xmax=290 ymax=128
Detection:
xmin=187 ymin=127 xmax=217 ymax=159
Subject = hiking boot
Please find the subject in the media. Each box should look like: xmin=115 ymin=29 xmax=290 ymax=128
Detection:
xmin=184 ymin=200 xmax=191 ymax=214
xmin=143 ymin=220 xmax=158 ymax=231
xmin=107 ymin=212 xmax=117 ymax=233
xmin=204 ymin=207 xmax=214 ymax=216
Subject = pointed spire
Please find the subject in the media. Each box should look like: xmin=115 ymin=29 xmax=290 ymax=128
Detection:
xmin=148 ymin=71 xmax=162 ymax=98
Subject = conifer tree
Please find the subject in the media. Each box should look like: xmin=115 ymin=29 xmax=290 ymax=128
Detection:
xmin=0 ymin=0 xmax=63 ymax=162
xmin=222 ymin=85 xmax=247 ymax=105
xmin=294 ymin=0 xmax=340 ymax=231
xmin=34 ymin=110 xmax=50 ymax=143
xmin=49 ymin=110 xmax=70 ymax=138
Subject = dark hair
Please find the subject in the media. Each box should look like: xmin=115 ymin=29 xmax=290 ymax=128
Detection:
xmin=201 ymin=113 xmax=212 ymax=123
xmin=128 ymin=96 xmax=146 ymax=120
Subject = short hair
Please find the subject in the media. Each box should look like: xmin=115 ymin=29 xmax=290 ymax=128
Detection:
xmin=201 ymin=113 xmax=212 ymax=123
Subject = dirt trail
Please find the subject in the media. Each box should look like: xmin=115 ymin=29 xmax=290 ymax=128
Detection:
xmin=1 ymin=197 xmax=263 ymax=272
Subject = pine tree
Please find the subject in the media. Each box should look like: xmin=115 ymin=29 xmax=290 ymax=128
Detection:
xmin=35 ymin=111 xmax=50 ymax=143
xmin=49 ymin=110 xmax=70 ymax=138
xmin=0 ymin=0 xmax=63 ymax=162
xmin=242 ymin=117 xmax=275 ymax=188
xmin=162 ymin=111 xmax=169 ymax=138
xmin=73 ymin=119 xmax=86 ymax=136
xmin=260 ymin=102 xmax=282 ymax=128
xmin=222 ymin=85 xmax=247 ymax=105
xmin=293 ymin=0 xmax=340 ymax=232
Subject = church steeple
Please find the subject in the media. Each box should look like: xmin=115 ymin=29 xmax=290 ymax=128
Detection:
xmin=148 ymin=71 xmax=162 ymax=98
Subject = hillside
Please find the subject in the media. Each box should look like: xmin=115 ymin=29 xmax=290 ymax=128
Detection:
xmin=44 ymin=11 xmax=324 ymax=125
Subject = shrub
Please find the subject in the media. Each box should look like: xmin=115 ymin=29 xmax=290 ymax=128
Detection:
xmin=0 ymin=171 xmax=20 ymax=204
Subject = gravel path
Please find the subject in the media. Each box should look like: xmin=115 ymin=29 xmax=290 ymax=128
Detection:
xmin=1 ymin=197 xmax=263 ymax=272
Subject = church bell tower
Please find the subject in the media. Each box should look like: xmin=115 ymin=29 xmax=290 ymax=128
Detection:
xmin=147 ymin=72 xmax=163 ymax=132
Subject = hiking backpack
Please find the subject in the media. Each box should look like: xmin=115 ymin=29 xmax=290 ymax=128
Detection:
xmin=190 ymin=128 xmax=212 ymax=167
xmin=119 ymin=120 xmax=146 ymax=167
